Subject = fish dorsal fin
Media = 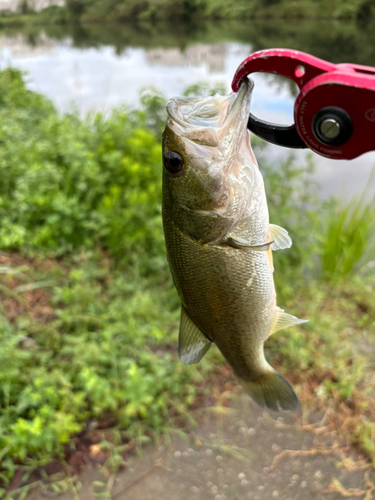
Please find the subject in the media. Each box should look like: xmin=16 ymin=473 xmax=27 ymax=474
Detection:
xmin=226 ymin=237 xmax=273 ymax=251
xmin=269 ymin=224 xmax=292 ymax=250
xmin=270 ymin=307 xmax=308 ymax=335
xmin=179 ymin=307 xmax=212 ymax=365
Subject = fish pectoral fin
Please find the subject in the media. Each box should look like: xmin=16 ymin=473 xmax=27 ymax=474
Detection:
xmin=226 ymin=237 xmax=273 ymax=251
xmin=269 ymin=224 xmax=292 ymax=250
xmin=178 ymin=307 xmax=212 ymax=365
xmin=270 ymin=307 xmax=308 ymax=335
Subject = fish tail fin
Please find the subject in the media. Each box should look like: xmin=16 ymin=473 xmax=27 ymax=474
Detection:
xmin=239 ymin=370 xmax=300 ymax=412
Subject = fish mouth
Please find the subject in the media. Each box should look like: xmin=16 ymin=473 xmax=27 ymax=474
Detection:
xmin=166 ymin=78 xmax=254 ymax=142
xmin=225 ymin=77 xmax=253 ymax=124
xmin=223 ymin=78 xmax=253 ymax=139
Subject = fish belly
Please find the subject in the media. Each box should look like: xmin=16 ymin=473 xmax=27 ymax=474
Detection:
xmin=164 ymin=214 xmax=276 ymax=381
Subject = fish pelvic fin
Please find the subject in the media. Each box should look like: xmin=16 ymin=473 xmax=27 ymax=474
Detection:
xmin=270 ymin=307 xmax=308 ymax=335
xmin=269 ymin=224 xmax=292 ymax=250
xmin=239 ymin=370 xmax=300 ymax=412
xmin=178 ymin=306 xmax=212 ymax=365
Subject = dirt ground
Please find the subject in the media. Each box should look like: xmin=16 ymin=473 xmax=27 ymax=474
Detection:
xmin=26 ymin=392 xmax=374 ymax=500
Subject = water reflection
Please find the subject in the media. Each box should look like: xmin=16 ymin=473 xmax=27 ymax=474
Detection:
xmin=146 ymin=43 xmax=227 ymax=72
xmin=0 ymin=33 xmax=59 ymax=57
xmin=0 ymin=38 xmax=252 ymax=113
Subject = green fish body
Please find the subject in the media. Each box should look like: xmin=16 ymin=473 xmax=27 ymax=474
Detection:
xmin=162 ymin=80 xmax=306 ymax=412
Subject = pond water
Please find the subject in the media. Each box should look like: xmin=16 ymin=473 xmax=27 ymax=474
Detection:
xmin=0 ymin=20 xmax=375 ymax=199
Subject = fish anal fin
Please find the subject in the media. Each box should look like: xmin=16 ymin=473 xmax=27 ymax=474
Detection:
xmin=270 ymin=224 xmax=292 ymax=250
xmin=239 ymin=370 xmax=300 ymax=412
xmin=270 ymin=307 xmax=308 ymax=335
xmin=179 ymin=307 xmax=211 ymax=365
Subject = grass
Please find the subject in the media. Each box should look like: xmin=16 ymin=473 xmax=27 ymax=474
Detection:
xmin=320 ymin=181 xmax=375 ymax=279
xmin=0 ymin=70 xmax=374 ymax=498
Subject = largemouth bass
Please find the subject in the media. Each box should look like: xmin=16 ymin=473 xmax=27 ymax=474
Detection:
xmin=162 ymin=79 xmax=306 ymax=412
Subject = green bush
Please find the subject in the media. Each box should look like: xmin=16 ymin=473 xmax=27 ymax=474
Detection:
xmin=0 ymin=69 xmax=163 ymax=271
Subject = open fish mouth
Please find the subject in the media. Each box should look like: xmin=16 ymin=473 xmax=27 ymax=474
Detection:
xmin=166 ymin=78 xmax=253 ymax=145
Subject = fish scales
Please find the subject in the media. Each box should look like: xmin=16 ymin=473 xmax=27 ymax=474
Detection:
xmin=163 ymin=212 xmax=275 ymax=380
xmin=162 ymin=78 xmax=307 ymax=411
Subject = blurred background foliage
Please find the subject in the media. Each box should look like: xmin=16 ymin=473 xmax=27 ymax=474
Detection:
xmin=0 ymin=67 xmax=374 ymax=496
xmin=10 ymin=0 xmax=375 ymax=23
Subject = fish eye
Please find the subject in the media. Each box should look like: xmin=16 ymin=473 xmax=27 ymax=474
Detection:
xmin=163 ymin=151 xmax=184 ymax=175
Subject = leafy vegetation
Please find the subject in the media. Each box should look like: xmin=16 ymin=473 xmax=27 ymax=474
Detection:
xmin=0 ymin=252 xmax=202 ymax=488
xmin=0 ymin=69 xmax=164 ymax=267
xmin=0 ymin=69 xmax=374 ymax=498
